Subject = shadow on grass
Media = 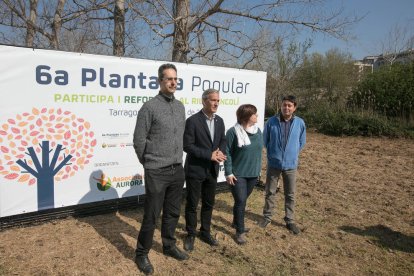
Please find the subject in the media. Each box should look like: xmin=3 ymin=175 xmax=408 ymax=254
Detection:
xmin=339 ymin=224 xmax=414 ymax=253
xmin=77 ymin=209 xmax=163 ymax=261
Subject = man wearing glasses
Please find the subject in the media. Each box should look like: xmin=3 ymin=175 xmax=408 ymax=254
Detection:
xmin=133 ymin=63 xmax=188 ymax=275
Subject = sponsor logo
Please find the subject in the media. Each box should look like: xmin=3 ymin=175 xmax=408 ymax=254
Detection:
xmin=102 ymin=133 xmax=129 ymax=139
xmin=93 ymin=173 xmax=112 ymax=191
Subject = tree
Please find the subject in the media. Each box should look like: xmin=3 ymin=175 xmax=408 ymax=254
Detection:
xmin=113 ymin=0 xmax=126 ymax=56
xmin=0 ymin=107 xmax=96 ymax=210
xmin=129 ymin=0 xmax=359 ymax=63
xmin=380 ymin=22 xmax=414 ymax=65
xmin=293 ymin=49 xmax=357 ymax=109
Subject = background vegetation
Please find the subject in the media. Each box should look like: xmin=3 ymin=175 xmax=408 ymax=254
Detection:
xmin=1 ymin=0 xmax=413 ymax=138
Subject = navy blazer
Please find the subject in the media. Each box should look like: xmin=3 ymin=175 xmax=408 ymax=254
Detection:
xmin=183 ymin=110 xmax=226 ymax=179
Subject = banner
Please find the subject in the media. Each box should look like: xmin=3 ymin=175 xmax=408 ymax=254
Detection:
xmin=0 ymin=45 xmax=266 ymax=217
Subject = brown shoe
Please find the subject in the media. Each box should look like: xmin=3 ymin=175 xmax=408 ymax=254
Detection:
xmin=236 ymin=233 xmax=247 ymax=245
xmin=258 ymin=218 xmax=270 ymax=228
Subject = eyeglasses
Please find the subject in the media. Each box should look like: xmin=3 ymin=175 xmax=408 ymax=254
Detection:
xmin=162 ymin=77 xmax=178 ymax=82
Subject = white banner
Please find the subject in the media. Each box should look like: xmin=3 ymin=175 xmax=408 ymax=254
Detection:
xmin=0 ymin=45 xmax=266 ymax=217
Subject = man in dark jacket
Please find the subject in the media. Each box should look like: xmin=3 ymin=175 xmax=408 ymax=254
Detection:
xmin=183 ymin=88 xmax=227 ymax=251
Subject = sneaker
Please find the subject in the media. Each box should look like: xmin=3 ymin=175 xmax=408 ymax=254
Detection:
xmin=184 ymin=235 xmax=195 ymax=252
xmin=235 ymin=233 xmax=247 ymax=245
xmin=163 ymin=246 xmax=189 ymax=261
xmin=258 ymin=218 xmax=270 ymax=228
xmin=286 ymin=223 xmax=300 ymax=235
xmin=135 ymin=255 xmax=154 ymax=275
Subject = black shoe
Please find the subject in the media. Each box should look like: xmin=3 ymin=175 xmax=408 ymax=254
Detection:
xmin=184 ymin=235 xmax=195 ymax=252
xmin=163 ymin=246 xmax=189 ymax=261
xmin=286 ymin=223 xmax=301 ymax=235
xmin=258 ymin=219 xmax=270 ymax=228
xmin=231 ymin=223 xmax=250 ymax=233
xmin=135 ymin=255 xmax=154 ymax=275
xmin=199 ymin=234 xmax=219 ymax=246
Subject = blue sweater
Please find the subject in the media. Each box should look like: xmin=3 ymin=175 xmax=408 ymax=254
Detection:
xmin=263 ymin=115 xmax=306 ymax=170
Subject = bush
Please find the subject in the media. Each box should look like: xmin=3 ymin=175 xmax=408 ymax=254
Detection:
xmin=298 ymin=106 xmax=412 ymax=138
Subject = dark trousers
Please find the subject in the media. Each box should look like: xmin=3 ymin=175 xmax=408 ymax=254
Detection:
xmin=135 ymin=164 xmax=185 ymax=256
xmin=185 ymin=169 xmax=217 ymax=237
xmin=231 ymin=177 xmax=257 ymax=234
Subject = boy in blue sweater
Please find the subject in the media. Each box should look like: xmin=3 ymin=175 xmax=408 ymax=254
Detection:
xmin=258 ymin=95 xmax=306 ymax=234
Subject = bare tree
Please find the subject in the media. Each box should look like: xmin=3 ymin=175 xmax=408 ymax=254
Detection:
xmin=129 ymin=0 xmax=359 ymax=63
xmin=113 ymin=0 xmax=125 ymax=56
xmin=380 ymin=22 xmax=414 ymax=65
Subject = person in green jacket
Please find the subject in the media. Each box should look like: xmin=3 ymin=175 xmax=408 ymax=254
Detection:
xmin=224 ymin=104 xmax=263 ymax=244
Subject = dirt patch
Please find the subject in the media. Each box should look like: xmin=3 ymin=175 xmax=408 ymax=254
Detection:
xmin=1 ymin=132 xmax=413 ymax=275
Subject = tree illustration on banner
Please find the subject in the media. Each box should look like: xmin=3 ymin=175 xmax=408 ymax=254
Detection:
xmin=0 ymin=107 xmax=96 ymax=210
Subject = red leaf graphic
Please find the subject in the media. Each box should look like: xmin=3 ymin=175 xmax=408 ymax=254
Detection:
xmin=5 ymin=173 xmax=18 ymax=180
xmin=49 ymin=115 xmax=55 ymax=121
xmin=1 ymin=146 xmax=9 ymax=153
xmin=64 ymin=131 xmax=71 ymax=139
xmin=48 ymin=128 xmax=55 ymax=133
xmin=91 ymin=139 xmax=97 ymax=146
xmin=15 ymin=135 xmax=22 ymax=140
xmin=41 ymin=108 xmax=47 ymax=113
xmin=7 ymin=119 xmax=15 ymax=124
xmin=0 ymin=130 xmax=7 ymax=135
xmin=64 ymin=111 xmax=70 ymax=115
xmin=29 ymin=178 xmax=36 ymax=185
xmin=55 ymin=123 xmax=64 ymax=128
xmin=57 ymin=108 xmax=62 ymax=115
xmin=30 ymin=131 xmax=40 ymax=136
xmin=78 ymin=125 xmax=84 ymax=132
xmin=36 ymin=118 xmax=42 ymax=126
xmin=11 ymin=127 xmax=20 ymax=134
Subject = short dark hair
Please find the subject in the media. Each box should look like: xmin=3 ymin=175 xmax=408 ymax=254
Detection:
xmin=236 ymin=104 xmax=257 ymax=124
xmin=282 ymin=95 xmax=297 ymax=107
xmin=158 ymin=63 xmax=177 ymax=80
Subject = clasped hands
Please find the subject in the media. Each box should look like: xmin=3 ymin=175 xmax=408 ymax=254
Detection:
xmin=211 ymin=148 xmax=226 ymax=163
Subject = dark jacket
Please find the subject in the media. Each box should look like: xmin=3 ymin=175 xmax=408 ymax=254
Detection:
xmin=183 ymin=110 xmax=226 ymax=179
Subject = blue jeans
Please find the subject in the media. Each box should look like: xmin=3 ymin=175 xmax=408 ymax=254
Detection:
xmin=230 ymin=177 xmax=257 ymax=234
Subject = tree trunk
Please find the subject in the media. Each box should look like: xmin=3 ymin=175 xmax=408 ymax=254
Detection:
xmin=172 ymin=0 xmax=189 ymax=62
xmin=113 ymin=0 xmax=125 ymax=56
xmin=25 ymin=0 xmax=38 ymax=47
xmin=51 ymin=0 xmax=66 ymax=49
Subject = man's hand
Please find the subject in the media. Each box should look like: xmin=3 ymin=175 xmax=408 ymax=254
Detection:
xmin=211 ymin=148 xmax=227 ymax=162
xmin=226 ymin=175 xmax=237 ymax=186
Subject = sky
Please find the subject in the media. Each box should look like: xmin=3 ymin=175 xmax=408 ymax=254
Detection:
xmin=307 ymin=0 xmax=414 ymax=60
